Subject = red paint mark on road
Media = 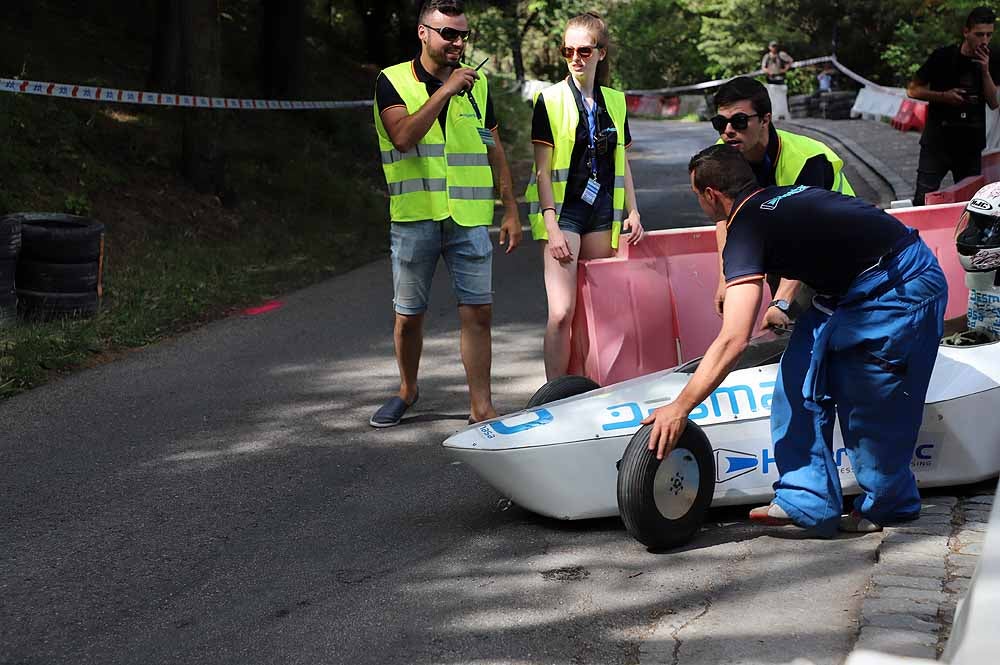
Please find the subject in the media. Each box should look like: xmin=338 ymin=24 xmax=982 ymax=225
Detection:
xmin=243 ymin=300 xmax=284 ymax=316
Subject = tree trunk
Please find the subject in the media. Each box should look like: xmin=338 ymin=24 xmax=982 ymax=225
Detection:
xmin=259 ymin=0 xmax=306 ymax=98
xmin=179 ymin=0 xmax=225 ymax=195
xmin=356 ymin=0 xmax=388 ymax=65
xmin=149 ymin=0 xmax=183 ymax=90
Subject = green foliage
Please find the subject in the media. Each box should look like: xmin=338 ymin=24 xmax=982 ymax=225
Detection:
xmin=607 ymin=0 xmax=707 ymax=90
xmin=488 ymin=76 xmax=534 ymax=160
xmin=63 ymin=192 xmax=92 ymax=216
xmin=466 ymin=0 xmax=593 ymax=82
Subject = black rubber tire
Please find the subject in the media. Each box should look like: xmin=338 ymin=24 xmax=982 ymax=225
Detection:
xmin=617 ymin=422 xmax=716 ymax=550
xmin=0 ymin=292 xmax=15 ymax=329
xmin=0 ymin=214 xmax=21 ymax=260
xmin=0 ymin=258 xmax=14 ymax=292
xmin=19 ymin=213 xmax=105 ymax=263
xmin=525 ymin=375 xmax=600 ymax=408
xmin=16 ymin=259 xmax=99 ymax=293
xmin=17 ymin=289 xmax=99 ymax=321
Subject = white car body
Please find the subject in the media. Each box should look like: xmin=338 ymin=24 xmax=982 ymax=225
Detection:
xmin=443 ymin=337 xmax=1000 ymax=520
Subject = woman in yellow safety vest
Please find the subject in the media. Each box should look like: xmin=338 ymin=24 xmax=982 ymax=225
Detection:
xmin=526 ymin=12 xmax=644 ymax=380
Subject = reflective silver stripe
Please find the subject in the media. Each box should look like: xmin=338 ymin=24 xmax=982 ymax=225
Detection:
xmin=387 ymin=178 xmax=447 ymax=196
xmin=380 ymin=143 xmax=446 ymax=164
xmin=528 ymin=202 xmax=563 ymax=215
xmin=447 ymin=153 xmax=491 ymax=167
xmin=614 ymin=175 xmax=626 ymax=189
xmin=835 ymin=172 xmax=844 ymax=193
xmin=449 ymin=186 xmax=495 ymax=200
xmin=528 ymin=168 xmax=570 ymax=185
xmin=613 ymin=208 xmax=624 ymax=222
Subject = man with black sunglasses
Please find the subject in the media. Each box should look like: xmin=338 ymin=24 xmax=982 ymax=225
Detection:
xmin=370 ymin=0 xmax=522 ymax=428
xmin=709 ymin=76 xmax=854 ymax=329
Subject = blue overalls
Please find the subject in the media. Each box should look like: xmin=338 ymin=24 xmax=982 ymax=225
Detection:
xmin=769 ymin=230 xmax=947 ymax=535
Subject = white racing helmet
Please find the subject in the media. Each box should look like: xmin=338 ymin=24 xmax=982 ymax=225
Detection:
xmin=956 ymin=183 xmax=1000 ymax=288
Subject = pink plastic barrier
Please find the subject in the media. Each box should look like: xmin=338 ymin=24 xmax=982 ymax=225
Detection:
xmin=570 ymin=206 xmax=970 ymax=386
xmin=886 ymin=202 xmax=968 ymax=321
xmin=983 ymin=149 xmax=1000 ymax=183
xmin=890 ymin=98 xmax=927 ymax=132
xmin=625 ymin=94 xmax=663 ymax=116
xmin=925 ymin=175 xmax=985 ymax=205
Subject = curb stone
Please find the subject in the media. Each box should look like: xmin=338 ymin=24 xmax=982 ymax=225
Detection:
xmin=852 ymin=495 xmax=987 ymax=660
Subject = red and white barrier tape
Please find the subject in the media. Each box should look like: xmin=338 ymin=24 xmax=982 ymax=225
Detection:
xmin=625 ymin=56 xmax=836 ymax=96
xmin=0 ymin=77 xmax=373 ymax=110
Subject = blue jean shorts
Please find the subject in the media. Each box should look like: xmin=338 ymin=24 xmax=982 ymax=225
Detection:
xmin=390 ymin=219 xmax=493 ymax=315
xmin=557 ymin=189 xmax=613 ymax=236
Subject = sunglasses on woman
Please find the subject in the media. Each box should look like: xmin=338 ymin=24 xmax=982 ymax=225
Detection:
xmin=560 ymin=45 xmax=599 ymax=60
xmin=710 ymin=112 xmax=760 ymax=133
xmin=422 ymin=24 xmax=472 ymax=43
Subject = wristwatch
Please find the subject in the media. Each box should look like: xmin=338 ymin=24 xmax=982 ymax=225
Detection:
xmin=769 ymin=299 xmax=791 ymax=313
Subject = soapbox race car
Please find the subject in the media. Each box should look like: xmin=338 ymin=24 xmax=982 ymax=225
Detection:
xmin=442 ymin=332 xmax=1000 ymax=549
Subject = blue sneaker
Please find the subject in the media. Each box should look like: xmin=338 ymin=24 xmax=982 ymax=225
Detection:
xmin=369 ymin=393 xmax=417 ymax=428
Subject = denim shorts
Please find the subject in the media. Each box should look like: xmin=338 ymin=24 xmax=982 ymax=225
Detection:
xmin=557 ymin=189 xmax=613 ymax=236
xmin=390 ymin=219 xmax=493 ymax=315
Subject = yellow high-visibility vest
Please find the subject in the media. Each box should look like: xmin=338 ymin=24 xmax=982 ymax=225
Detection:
xmin=525 ymin=79 xmax=627 ymax=248
xmin=374 ymin=61 xmax=495 ymax=226
xmin=773 ymin=129 xmax=855 ymax=196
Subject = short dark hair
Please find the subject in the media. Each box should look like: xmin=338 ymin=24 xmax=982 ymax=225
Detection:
xmin=713 ymin=76 xmax=772 ymax=117
xmin=688 ymin=145 xmax=758 ymax=198
xmin=966 ymin=6 xmax=996 ymax=27
xmin=420 ymin=0 xmax=464 ymax=22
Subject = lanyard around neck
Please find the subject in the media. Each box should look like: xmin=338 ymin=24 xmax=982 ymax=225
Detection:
xmin=584 ymin=99 xmax=598 ymax=177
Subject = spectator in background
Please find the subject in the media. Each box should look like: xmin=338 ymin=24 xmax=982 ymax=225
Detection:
xmin=762 ymin=40 xmax=793 ymax=120
xmin=817 ymin=63 xmax=836 ymax=93
xmin=908 ymin=6 xmax=1000 ymax=206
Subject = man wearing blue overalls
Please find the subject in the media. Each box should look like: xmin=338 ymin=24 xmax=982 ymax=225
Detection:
xmin=644 ymin=145 xmax=948 ymax=536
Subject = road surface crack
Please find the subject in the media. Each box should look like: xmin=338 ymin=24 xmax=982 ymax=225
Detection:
xmin=670 ymin=599 xmax=712 ymax=665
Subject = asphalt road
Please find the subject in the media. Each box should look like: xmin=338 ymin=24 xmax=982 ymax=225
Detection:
xmin=1 ymin=120 xmax=882 ymax=665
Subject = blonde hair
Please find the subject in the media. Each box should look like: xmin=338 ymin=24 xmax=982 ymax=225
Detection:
xmin=565 ymin=11 xmax=611 ymax=87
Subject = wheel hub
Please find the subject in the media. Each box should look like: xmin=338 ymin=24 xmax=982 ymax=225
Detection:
xmin=653 ymin=449 xmax=700 ymax=519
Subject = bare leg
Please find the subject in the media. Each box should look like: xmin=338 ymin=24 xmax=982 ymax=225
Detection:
xmin=579 ymin=230 xmax=614 ymax=261
xmin=541 ymin=232 xmax=583 ymax=380
xmin=394 ymin=312 xmax=423 ymax=404
xmin=458 ymin=303 xmax=496 ymax=422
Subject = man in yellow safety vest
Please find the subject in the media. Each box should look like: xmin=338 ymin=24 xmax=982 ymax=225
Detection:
xmin=371 ymin=0 xmax=521 ymax=428
xmin=710 ymin=76 xmax=855 ymax=327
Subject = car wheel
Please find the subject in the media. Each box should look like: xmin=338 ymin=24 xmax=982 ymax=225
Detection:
xmin=617 ymin=422 xmax=715 ymax=550
xmin=525 ymin=375 xmax=600 ymax=408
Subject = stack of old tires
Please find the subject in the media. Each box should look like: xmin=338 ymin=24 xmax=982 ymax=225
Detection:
xmin=788 ymin=94 xmax=811 ymax=119
xmin=0 ymin=215 xmax=19 ymax=328
xmin=817 ymin=90 xmax=857 ymax=120
xmin=15 ymin=213 xmax=105 ymax=321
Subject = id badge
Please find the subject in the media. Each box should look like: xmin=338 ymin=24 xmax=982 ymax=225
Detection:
xmin=477 ymin=127 xmax=495 ymax=146
xmin=581 ymin=178 xmax=600 ymax=205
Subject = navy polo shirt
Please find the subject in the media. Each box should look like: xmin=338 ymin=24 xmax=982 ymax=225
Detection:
xmin=723 ymin=185 xmax=911 ymax=296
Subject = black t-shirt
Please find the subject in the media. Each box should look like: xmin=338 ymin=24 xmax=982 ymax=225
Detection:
xmin=375 ymin=58 xmax=497 ymax=139
xmin=723 ymin=185 xmax=911 ymax=296
xmin=914 ymin=44 xmax=1000 ymax=146
xmin=531 ymin=80 xmax=632 ymax=202
xmin=749 ymin=123 xmax=835 ymax=189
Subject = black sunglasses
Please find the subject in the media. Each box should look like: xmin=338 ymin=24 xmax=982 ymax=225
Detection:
xmin=710 ymin=112 xmax=760 ymax=133
xmin=422 ymin=24 xmax=471 ymax=43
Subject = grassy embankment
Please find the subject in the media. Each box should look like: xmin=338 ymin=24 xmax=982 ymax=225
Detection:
xmin=0 ymin=4 xmax=531 ymax=399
